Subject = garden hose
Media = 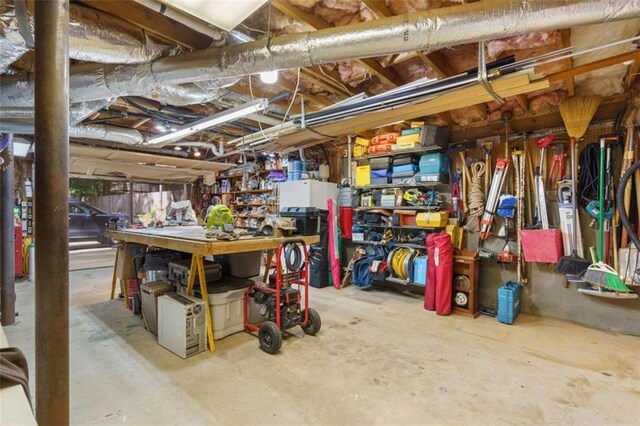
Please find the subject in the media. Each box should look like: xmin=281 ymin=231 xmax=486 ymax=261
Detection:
xmin=617 ymin=160 xmax=640 ymax=250
xmin=284 ymin=242 xmax=304 ymax=272
xmin=389 ymin=248 xmax=414 ymax=280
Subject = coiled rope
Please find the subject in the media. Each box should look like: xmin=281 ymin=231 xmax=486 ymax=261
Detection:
xmin=468 ymin=162 xmax=486 ymax=218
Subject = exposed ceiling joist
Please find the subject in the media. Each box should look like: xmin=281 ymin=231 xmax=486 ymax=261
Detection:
xmin=548 ymin=49 xmax=640 ymax=84
xmin=559 ymin=29 xmax=575 ymax=96
xmin=270 ymin=0 xmax=402 ymax=88
xmin=80 ymin=0 xmax=212 ymax=49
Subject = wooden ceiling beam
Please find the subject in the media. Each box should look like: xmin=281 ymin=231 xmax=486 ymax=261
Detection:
xmin=548 ymin=49 xmax=640 ymax=84
xmin=625 ymin=59 xmax=640 ymax=88
xmin=559 ymin=29 xmax=575 ymax=96
xmin=359 ymin=0 xmax=482 ymax=122
xmin=80 ymin=0 xmax=212 ymax=49
xmin=271 ymin=0 xmax=402 ymax=88
xmin=300 ymin=69 xmax=350 ymax=99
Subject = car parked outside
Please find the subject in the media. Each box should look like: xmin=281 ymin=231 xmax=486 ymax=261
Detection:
xmin=69 ymin=197 xmax=127 ymax=245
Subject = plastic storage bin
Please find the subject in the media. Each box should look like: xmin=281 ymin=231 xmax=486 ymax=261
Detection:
xmin=497 ymin=281 xmax=521 ymax=325
xmin=412 ymin=256 xmax=427 ymax=286
xmin=208 ymin=280 xmax=253 ymax=340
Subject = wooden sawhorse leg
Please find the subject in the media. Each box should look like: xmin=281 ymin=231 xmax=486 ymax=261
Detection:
xmin=263 ymin=249 xmax=274 ymax=283
xmin=110 ymin=247 xmax=120 ymax=300
xmin=186 ymin=255 xmax=216 ymax=352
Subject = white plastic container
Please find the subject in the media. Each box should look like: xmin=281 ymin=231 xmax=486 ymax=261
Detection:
xmin=209 ymin=287 xmax=250 ymax=340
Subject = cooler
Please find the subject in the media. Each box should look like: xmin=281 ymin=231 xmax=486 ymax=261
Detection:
xmin=280 ymin=207 xmax=320 ymax=236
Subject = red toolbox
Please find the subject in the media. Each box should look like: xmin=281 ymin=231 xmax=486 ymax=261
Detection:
xmin=368 ymin=142 xmax=395 ymax=154
xmin=371 ymin=133 xmax=400 ymax=145
xmin=14 ymin=225 xmax=23 ymax=277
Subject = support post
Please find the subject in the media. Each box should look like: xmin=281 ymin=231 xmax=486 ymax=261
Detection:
xmin=128 ymin=180 xmax=134 ymax=222
xmin=1 ymin=135 xmax=16 ymax=325
xmin=34 ymin=0 xmax=69 ymax=424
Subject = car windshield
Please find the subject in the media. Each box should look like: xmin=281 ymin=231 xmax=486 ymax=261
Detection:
xmin=72 ymin=200 xmax=107 ymax=214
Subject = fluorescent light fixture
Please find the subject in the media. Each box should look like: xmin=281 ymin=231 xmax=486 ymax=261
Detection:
xmin=260 ymin=70 xmax=278 ymax=84
xmin=13 ymin=138 xmax=32 ymax=158
xmin=174 ymin=146 xmax=182 ymax=151
xmin=158 ymin=0 xmax=268 ymax=32
xmin=147 ymin=99 xmax=269 ymax=145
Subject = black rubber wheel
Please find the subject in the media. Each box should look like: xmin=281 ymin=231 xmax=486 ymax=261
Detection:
xmin=258 ymin=321 xmax=282 ymax=354
xmin=301 ymin=308 xmax=321 ymax=336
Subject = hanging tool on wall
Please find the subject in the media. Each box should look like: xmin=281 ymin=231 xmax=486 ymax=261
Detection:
xmin=554 ymin=96 xmax=602 ymax=277
xmin=450 ymin=171 xmax=464 ymax=223
xmin=478 ymin=137 xmax=496 ymax=194
xmin=480 ymin=158 xmax=511 ymax=240
xmin=496 ymin=195 xmax=517 ymax=263
xmin=581 ymin=136 xmax=631 ymax=294
xmin=547 ymin=143 xmax=567 ymax=187
xmin=512 ymin=150 xmax=528 ymax=284
xmin=533 ymin=135 xmax=554 ymax=229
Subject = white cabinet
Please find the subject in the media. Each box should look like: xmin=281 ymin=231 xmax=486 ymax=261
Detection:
xmin=278 ymin=180 xmax=338 ymax=210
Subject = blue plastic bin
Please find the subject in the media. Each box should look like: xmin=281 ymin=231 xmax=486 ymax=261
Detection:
xmin=497 ymin=281 xmax=521 ymax=324
xmin=412 ymin=256 xmax=427 ymax=286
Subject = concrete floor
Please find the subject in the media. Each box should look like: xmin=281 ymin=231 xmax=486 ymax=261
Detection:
xmin=5 ymin=249 xmax=640 ymax=425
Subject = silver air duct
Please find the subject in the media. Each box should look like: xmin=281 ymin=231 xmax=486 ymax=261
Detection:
xmin=0 ymin=4 xmax=231 ymax=106
xmin=2 ymin=0 xmax=639 ymax=108
xmin=0 ymin=4 xmax=180 ymax=71
xmin=0 ymin=122 xmax=143 ymax=145
xmin=0 ymin=100 xmax=111 ymax=126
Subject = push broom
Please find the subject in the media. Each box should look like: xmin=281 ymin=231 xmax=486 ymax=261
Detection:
xmin=553 ymin=96 xmax=602 ymax=276
xmin=581 ymin=136 xmax=631 ymax=292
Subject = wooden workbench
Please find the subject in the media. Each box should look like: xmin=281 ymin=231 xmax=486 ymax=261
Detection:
xmin=109 ymin=227 xmax=319 ymax=352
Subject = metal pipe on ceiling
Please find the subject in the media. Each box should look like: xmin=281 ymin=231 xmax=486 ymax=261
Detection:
xmin=2 ymin=0 xmax=639 ymax=107
xmin=34 ymin=0 xmax=69 ymax=423
xmin=0 ymin=122 xmax=144 ymax=145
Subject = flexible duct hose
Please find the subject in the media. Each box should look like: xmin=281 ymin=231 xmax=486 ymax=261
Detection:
xmin=617 ymin=160 xmax=640 ymax=250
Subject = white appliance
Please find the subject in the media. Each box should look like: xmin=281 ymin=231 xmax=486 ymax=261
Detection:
xmin=278 ymin=180 xmax=339 ymax=210
xmin=158 ymin=293 xmax=207 ymax=358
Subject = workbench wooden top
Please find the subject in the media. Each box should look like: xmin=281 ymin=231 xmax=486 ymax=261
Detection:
xmin=109 ymin=227 xmax=320 ymax=255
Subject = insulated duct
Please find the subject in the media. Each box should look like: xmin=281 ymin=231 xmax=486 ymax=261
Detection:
xmin=0 ymin=4 xmax=233 ymax=106
xmin=0 ymin=122 xmax=144 ymax=145
xmin=0 ymin=4 xmax=181 ymax=72
xmin=0 ymin=99 xmax=111 ymax=126
xmin=2 ymin=0 xmax=640 ymax=108
xmin=3 ymin=0 xmax=639 ymax=108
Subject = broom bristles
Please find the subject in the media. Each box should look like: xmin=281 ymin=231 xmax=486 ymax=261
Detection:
xmin=553 ymin=253 xmax=591 ymax=275
xmin=582 ymin=262 xmax=631 ymax=292
xmin=558 ymin=96 xmax=603 ymax=139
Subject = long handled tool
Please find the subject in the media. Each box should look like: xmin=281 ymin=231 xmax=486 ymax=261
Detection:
xmin=581 ymin=137 xmax=630 ymax=293
xmin=512 ymin=150 xmax=527 ymax=284
xmin=534 ymin=135 xmax=554 ymax=229
xmin=554 ymin=96 xmax=602 ymax=276
xmin=480 ymin=158 xmax=511 ymax=240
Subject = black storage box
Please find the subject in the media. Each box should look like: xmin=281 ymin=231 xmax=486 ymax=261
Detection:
xmin=280 ymin=207 xmax=320 ymax=236
xmin=169 ymin=258 xmax=222 ymax=286
xmin=369 ymin=156 xmax=393 ymax=170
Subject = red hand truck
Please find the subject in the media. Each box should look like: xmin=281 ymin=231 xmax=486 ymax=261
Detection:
xmin=243 ymin=239 xmax=321 ymax=354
